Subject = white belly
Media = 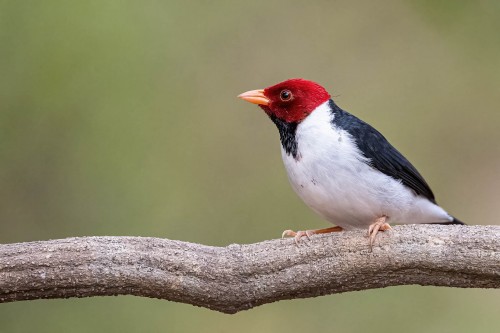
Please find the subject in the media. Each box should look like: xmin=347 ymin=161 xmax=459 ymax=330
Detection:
xmin=280 ymin=102 xmax=452 ymax=230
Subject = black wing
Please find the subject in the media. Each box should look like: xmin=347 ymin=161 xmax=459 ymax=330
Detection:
xmin=329 ymin=100 xmax=436 ymax=203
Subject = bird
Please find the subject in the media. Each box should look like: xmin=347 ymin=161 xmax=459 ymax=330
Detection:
xmin=238 ymin=78 xmax=464 ymax=248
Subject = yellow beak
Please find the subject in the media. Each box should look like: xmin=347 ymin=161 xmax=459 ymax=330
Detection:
xmin=237 ymin=89 xmax=269 ymax=106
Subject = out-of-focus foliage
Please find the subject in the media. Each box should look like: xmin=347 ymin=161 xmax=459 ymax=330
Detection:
xmin=1 ymin=1 xmax=499 ymax=332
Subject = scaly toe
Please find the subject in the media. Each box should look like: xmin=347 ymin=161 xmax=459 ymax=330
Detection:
xmin=367 ymin=224 xmax=375 ymax=237
xmin=282 ymin=229 xmax=297 ymax=238
xmin=380 ymin=223 xmax=392 ymax=231
xmin=367 ymin=217 xmax=391 ymax=251
xmin=294 ymin=231 xmax=308 ymax=245
xmin=369 ymin=224 xmax=381 ymax=249
xmin=305 ymin=230 xmax=315 ymax=239
xmin=282 ymin=229 xmax=309 ymax=245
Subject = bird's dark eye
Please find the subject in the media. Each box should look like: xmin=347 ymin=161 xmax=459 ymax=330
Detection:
xmin=280 ymin=90 xmax=292 ymax=101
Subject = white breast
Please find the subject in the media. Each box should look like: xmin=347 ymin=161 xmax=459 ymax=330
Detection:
xmin=280 ymin=102 xmax=452 ymax=230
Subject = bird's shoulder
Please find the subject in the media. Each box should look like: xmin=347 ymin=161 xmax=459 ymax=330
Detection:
xmin=328 ymin=100 xmax=436 ymax=203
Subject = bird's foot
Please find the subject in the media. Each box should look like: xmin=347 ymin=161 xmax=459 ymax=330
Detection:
xmin=282 ymin=226 xmax=343 ymax=245
xmin=367 ymin=216 xmax=391 ymax=251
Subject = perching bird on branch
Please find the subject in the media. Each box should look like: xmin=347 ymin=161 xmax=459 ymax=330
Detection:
xmin=238 ymin=79 xmax=464 ymax=247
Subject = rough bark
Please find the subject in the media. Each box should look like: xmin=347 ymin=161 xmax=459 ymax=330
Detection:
xmin=0 ymin=225 xmax=498 ymax=314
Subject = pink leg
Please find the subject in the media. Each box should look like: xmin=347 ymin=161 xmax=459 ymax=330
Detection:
xmin=282 ymin=226 xmax=343 ymax=245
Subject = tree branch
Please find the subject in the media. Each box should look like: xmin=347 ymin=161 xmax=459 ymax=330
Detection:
xmin=0 ymin=225 xmax=498 ymax=314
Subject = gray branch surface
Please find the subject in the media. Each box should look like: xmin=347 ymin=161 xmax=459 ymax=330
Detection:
xmin=0 ymin=225 xmax=499 ymax=314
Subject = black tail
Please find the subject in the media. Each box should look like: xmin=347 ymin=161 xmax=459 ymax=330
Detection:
xmin=437 ymin=217 xmax=465 ymax=225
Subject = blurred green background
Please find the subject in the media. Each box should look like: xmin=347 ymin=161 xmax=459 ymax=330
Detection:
xmin=1 ymin=0 xmax=499 ymax=332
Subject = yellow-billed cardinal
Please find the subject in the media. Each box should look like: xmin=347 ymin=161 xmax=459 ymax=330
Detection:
xmin=238 ymin=78 xmax=463 ymax=247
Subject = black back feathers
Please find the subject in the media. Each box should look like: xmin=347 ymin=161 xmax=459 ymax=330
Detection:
xmin=329 ymin=100 xmax=436 ymax=203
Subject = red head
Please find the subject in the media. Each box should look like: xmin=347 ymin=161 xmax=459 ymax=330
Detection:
xmin=238 ymin=79 xmax=331 ymax=123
